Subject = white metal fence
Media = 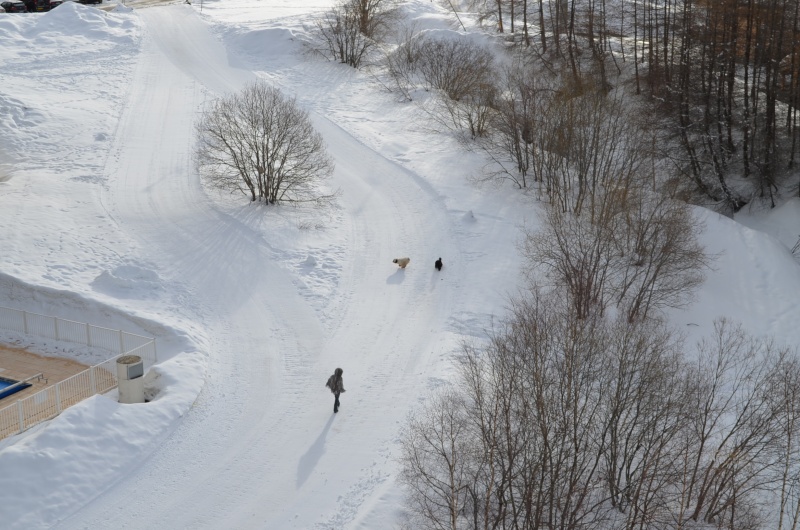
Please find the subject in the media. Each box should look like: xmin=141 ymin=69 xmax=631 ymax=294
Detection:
xmin=0 ymin=306 xmax=157 ymax=441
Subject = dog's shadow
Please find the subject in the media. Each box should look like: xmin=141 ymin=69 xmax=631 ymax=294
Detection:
xmin=386 ymin=268 xmax=406 ymax=284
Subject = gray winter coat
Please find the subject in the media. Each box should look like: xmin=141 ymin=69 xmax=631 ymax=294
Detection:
xmin=326 ymin=368 xmax=345 ymax=394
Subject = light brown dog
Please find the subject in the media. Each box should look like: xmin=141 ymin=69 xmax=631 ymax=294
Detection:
xmin=392 ymin=257 xmax=410 ymax=269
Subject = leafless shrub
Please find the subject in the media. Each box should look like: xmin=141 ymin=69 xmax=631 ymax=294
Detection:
xmin=316 ymin=0 xmax=397 ymax=68
xmin=612 ymin=192 xmax=711 ymax=322
xmin=386 ymin=34 xmax=499 ymax=138
xmin=437 ymin=81 xmax=497 ymax=139
xmin=524 ymin=181 xmax=710 ymax=322
xmin=414 ymin=36 xmax=499 ymax=139
xmin=384 ymin=23 xmax=424 ymax=101
xmin=195 ymin=81 xmax=336 ymax=206
xmin=416 ymin=36 xmax=495 ymax=102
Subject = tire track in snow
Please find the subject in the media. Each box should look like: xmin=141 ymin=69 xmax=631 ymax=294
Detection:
xmin=58 ymin=5 xmax=325 ymax=528
xmin=60 ymin=4 xmax=462 ymax=529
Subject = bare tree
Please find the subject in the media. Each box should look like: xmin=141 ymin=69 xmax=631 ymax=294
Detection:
xmin=399 ymin=388 xmax=483 ymax=530
xmin=400 ymin=291 xmax=800 ymax=529
xmin=523 ymin=206 xmax=617 ymax=319
xmin=598 ymin=317 xmax=689 ymax=529
xmin=195 ymin=81 xmax=336 ymax=206
xmin=480 ymin=69 xmax=651 ymax=204
xmin=676 ymin=319 xmax=786 ymax=527
xmin=351 ymin=0 xmax=397 ymax=38
xmin=481 ymin=62 xmax=543 ymax=189
xmin=772 ymin=357 xmax=800 ymax=530
xmin=402 ymin=291 xmax=617 ymax=530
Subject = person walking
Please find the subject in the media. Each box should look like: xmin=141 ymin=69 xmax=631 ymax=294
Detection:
xmin=325 ymin=367 xmax=345 ymax=413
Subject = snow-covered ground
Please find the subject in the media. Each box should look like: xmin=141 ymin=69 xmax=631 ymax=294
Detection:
xmin=0 ymin=0 xmax=798 ymax=528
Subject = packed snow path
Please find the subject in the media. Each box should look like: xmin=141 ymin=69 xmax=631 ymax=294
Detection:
xmin=60 ymin=5 xmax=459 ymax=528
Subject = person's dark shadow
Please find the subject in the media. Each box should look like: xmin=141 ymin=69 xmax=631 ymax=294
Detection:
xmin=386 ymin=268 xmax=406 ymax=284
xmin=296 ymin=413 xmax=336 ymax=488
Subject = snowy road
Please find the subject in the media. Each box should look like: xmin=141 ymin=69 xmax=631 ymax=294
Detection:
xmin=58 ymin=4 xmax=459 ymax=528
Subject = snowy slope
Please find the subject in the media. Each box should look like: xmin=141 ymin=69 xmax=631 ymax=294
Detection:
xmin=0 ymin=0 xmax=798 ymax=529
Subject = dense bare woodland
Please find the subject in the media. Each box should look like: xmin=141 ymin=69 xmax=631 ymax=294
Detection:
xmin=385 ymin=0 xmax=800 ymax=214
xmin=462 ymin=0 xmax=800 ymax=214
xmin=314 ymin=0 xmax=800 ymax=528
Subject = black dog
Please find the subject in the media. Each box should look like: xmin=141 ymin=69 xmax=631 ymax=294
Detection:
xmin=434 ymin=257 xmax=443 ymax=271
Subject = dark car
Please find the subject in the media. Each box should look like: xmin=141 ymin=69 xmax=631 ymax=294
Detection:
xmin=32 ymin=0 xmax=62 ymax=10
xmin=77 ymin=0 xmax=101 ymax=4
xmin=1 ymin=1 xmax=28 ymax=11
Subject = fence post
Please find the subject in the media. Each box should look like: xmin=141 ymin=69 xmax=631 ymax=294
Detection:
xmin=17 ymin=401 xmax=24 ymax=433
xmin=90 ymin=367 xmax=96 ymax=395
xmin=22 ymin=311 xmax=28 ymax=334
xmin=152 ymin=340 xmax=157 ymax=363
xmin=54 ymin=317 xmax=60 ymax=341
xmin=119 ymin=330 xmax=124 ymax=354
xmin=55 ymin=384 xmax=62 ymax=414
xmin=86 ymin=323 xmax=91 ymax=347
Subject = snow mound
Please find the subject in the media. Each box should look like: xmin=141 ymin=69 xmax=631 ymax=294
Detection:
xmin=0 ymin=352 xmax=206 ymax=528
xmin=0 ymin=2 xmax=138 ymax=49
xmin=91 ymin=263 xmax=165 ymax=300
xmin=0 ymin=93 xmax=47 ymax=161
xmin=37 ymin=2 xmax=138 ymax=44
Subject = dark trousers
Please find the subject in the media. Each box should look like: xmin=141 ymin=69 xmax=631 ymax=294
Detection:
xmin=334 ymin=392 xmax=341 ymax=412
